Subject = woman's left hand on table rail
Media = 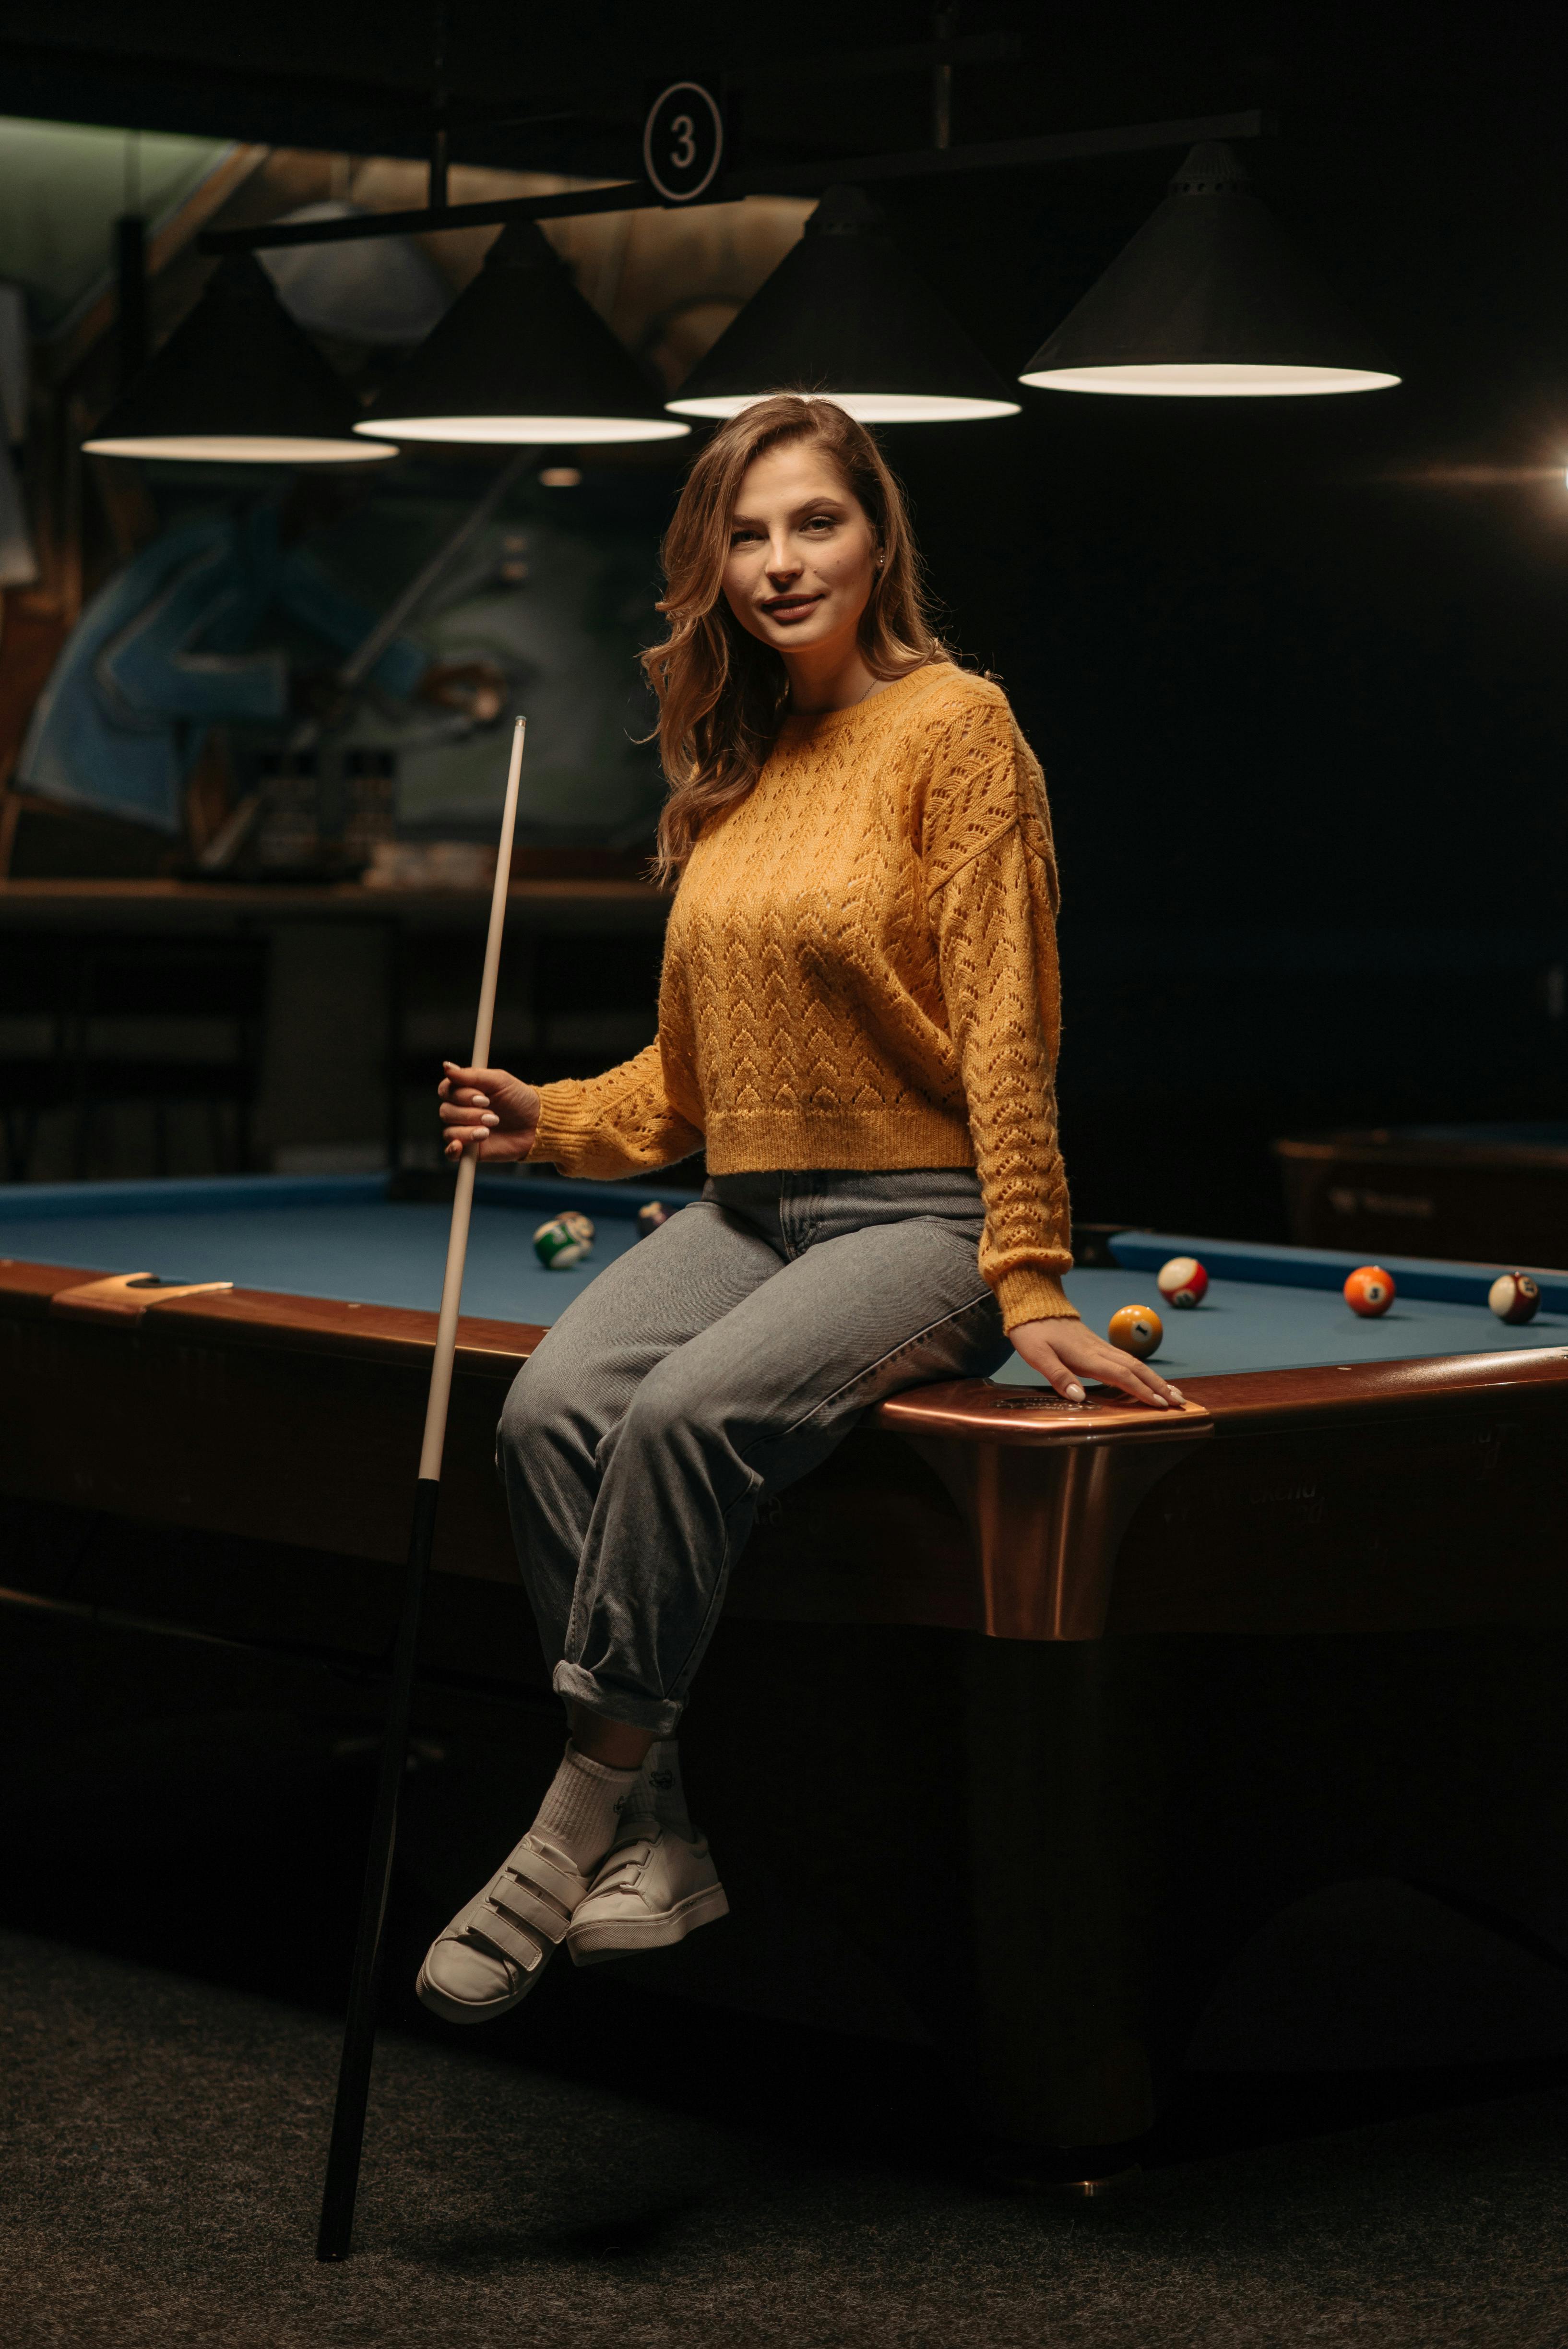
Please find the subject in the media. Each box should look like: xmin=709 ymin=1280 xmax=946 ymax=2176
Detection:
xmin=1008 ymin=1316 xmax=1186 ymax=1411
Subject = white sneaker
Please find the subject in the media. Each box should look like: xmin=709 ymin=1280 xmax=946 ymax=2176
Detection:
xmin=416 ymin=1829 xmax=596 ymax=2024
xmin=566 ymin=1825 xmax=729 ymax=1966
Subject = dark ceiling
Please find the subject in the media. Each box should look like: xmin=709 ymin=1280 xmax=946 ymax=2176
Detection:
xmin=0 ymin=3 xmax=1494 ymax=181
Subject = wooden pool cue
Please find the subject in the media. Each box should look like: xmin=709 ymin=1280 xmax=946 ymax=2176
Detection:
xmin=317 ymin=715 xmax=527 ymax=2263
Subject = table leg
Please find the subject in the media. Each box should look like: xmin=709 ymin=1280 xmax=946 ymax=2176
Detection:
xmin=956 ymin=1634 xmax=1159 ymax=2163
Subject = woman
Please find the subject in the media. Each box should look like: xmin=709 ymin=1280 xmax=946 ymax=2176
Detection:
xmin=416 ymin=394 xmax=1183 ymax=2026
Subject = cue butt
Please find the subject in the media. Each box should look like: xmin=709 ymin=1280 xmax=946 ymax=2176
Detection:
xmin=316 ymin=1476 xmax=441 ymax=2261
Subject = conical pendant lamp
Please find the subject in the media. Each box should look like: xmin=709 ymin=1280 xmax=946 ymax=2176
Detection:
xmin=356 ymin=222 xmax=690 ymax=444
xmin=83 ymin=253 xmax=397 ymax=463
xmin=667 ymin=185 xmax=1020 ymax=423
xmin=1020 ymin=144 xmax=1398 ymax=397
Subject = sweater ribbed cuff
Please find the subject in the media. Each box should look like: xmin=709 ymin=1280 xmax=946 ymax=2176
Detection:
xmin=528 ymin=1082 xmax=595 ymax=1172
xmin=995 ymin=1268 xmax=1078 ymax=1333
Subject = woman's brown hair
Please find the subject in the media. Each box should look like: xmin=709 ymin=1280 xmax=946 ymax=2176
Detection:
xmin=642 ymin=395 xmax=945 ymax=883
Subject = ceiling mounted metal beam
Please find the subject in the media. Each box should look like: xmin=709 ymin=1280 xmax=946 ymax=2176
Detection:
xmin=201 ymin=108 xmax=1268 ymax=257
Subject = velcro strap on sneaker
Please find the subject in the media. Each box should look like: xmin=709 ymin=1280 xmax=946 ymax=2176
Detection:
xmin=502 ymin=1833 xmax=591 ymax=1910
xmin=479 ymin=1849 xmax=588 ymax=1948
xmin=464 ymin=1902 xmax=549 ymax=1972
xmin=593 ymin=1839 xmax=655 ymax=1889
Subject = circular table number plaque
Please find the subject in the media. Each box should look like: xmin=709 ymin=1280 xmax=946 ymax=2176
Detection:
xmin=642 ymin=82 xmax=725 ymax=203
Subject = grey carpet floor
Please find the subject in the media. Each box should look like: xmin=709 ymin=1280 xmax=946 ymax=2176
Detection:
xmin=3 ymin=1930 xmax=1568 ymax=2349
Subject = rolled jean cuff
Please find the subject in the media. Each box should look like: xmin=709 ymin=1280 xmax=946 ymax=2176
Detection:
xmin=552 ymin=1659 xmax=685 ymax=1740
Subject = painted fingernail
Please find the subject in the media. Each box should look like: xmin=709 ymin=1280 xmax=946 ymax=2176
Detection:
xmin=471 ymin=1094 xmax=489 ymax=1109
xmin=482 ymin=1113 xmax=499 ymax=1126
xmin=1066 ymin=1383 xmax=1086 ymax=1403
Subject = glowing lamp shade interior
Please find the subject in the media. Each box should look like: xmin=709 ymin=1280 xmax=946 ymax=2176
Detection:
xmin=1021 ymin=145 xmax=1398 ymax=401
xmin=81 ymin=254 xmax=396 ymax=463
xmin=1023 ymin=362 xmax=1400 ymax=396
xmin=362 ymin=414 xmax=689 ymax=444
xmin=356 ymin=222 xmax=689 ymax=447
xmin=668 ymin=389 xmax=1019 ymax=422
xmin=84 ymin=433 xmax=394 ymax=461
xmin=666 ymin=187 xmax=1021 ymax=425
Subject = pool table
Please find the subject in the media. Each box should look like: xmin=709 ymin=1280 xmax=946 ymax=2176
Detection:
xmin=3 ymin=1172 xmax=1568 ymax=2176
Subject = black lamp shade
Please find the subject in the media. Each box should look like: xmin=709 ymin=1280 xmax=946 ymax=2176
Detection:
xmin=1020 ymin=144 xmax=1398 ymax=397
xmin=82 ymin=253 xmax=396 ymax=463
xmin=356 ymin=222 xmax=690 ymax=444
xmin=667 ymin=185 xmax=1020 ymax=422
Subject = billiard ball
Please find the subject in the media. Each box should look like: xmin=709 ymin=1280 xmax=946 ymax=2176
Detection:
xmin=636 ymin=1202 xmax=670 ymax=1239
xmin=1488 ymin=1270 xmax=1541 ymax=1324
xmin=533 ymin=1211 xmax=595 ymax=1269
xmin=1156 ymin=1255 xmax=1208 ymax=1309
xmin=1108 ymin=1303 xmax=1164 ymax=1359
xmin=1343 ymin=1264 xmax=1395 ymax=1317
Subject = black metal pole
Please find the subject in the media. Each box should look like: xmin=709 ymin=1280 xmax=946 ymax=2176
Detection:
xmin=429 ymin=0 xmax=451 ymax=212
xmin=114 ymin=213 xmax=148 ymax=393
xmin=316 ymin=1475 xmax=440 ymax=2262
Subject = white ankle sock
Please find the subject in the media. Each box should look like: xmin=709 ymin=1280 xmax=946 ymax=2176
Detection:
xmin=531 ymin=1743 xmax=642 ymax=1874
xmin=632 ymin=1739 xmax=694 ymax=1841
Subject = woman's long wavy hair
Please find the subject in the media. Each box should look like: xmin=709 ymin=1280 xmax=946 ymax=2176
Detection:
xmin=642 ymin=395 xmax=946 ymax=884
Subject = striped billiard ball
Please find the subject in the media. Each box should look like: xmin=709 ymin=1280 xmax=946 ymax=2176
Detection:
xmin=1488 ymin=1270 xmax=1541 ymax=1324
xmin=1157 ymin=1255 xmax=1208 ymax=1308
xmin=533 ymin=1211 xmax=595 ymax=1269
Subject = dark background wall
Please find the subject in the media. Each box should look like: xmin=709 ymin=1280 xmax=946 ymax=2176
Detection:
xmin=848 ymin=3 xmax=1568 ymax=1233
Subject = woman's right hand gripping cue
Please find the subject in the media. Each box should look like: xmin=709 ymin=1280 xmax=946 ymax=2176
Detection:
xmin=438 ymin=1063 xmax=541 ymax=1163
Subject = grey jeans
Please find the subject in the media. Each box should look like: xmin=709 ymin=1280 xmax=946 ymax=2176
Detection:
xmin=497 ymin=1168 xmax=1012 ymax=1735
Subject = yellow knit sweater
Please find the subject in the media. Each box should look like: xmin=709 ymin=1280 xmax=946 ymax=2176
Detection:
xmin=531 ymin=661 xmax=1076 ymax=1329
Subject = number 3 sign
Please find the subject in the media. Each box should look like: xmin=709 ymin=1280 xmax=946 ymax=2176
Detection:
xmin=642 ymin=82 xmax=725 ymax=203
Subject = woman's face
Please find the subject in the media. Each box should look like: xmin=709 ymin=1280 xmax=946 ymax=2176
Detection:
xmin=720 ymin=441 xmax=879 ymax=658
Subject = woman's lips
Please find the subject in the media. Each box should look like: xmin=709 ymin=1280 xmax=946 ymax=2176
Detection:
xmin=760 ymin=593 xmax=823 ymax=621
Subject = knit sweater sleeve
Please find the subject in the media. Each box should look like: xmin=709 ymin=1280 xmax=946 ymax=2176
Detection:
xmin=529 ymin=1040 xmax=705 ymax=1181
xmin=923 ymin=688 xmax=1077 ymax=1330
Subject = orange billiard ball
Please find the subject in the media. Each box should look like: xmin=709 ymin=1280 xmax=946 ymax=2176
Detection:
xmin=1343 ymin=1264 xmax=1395 ymax=1317
xmin=1157 ymin=1254 xmax=1208 ymax=1308
xmin=1108 ymin=1303 xmax=1164 ymax=1358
